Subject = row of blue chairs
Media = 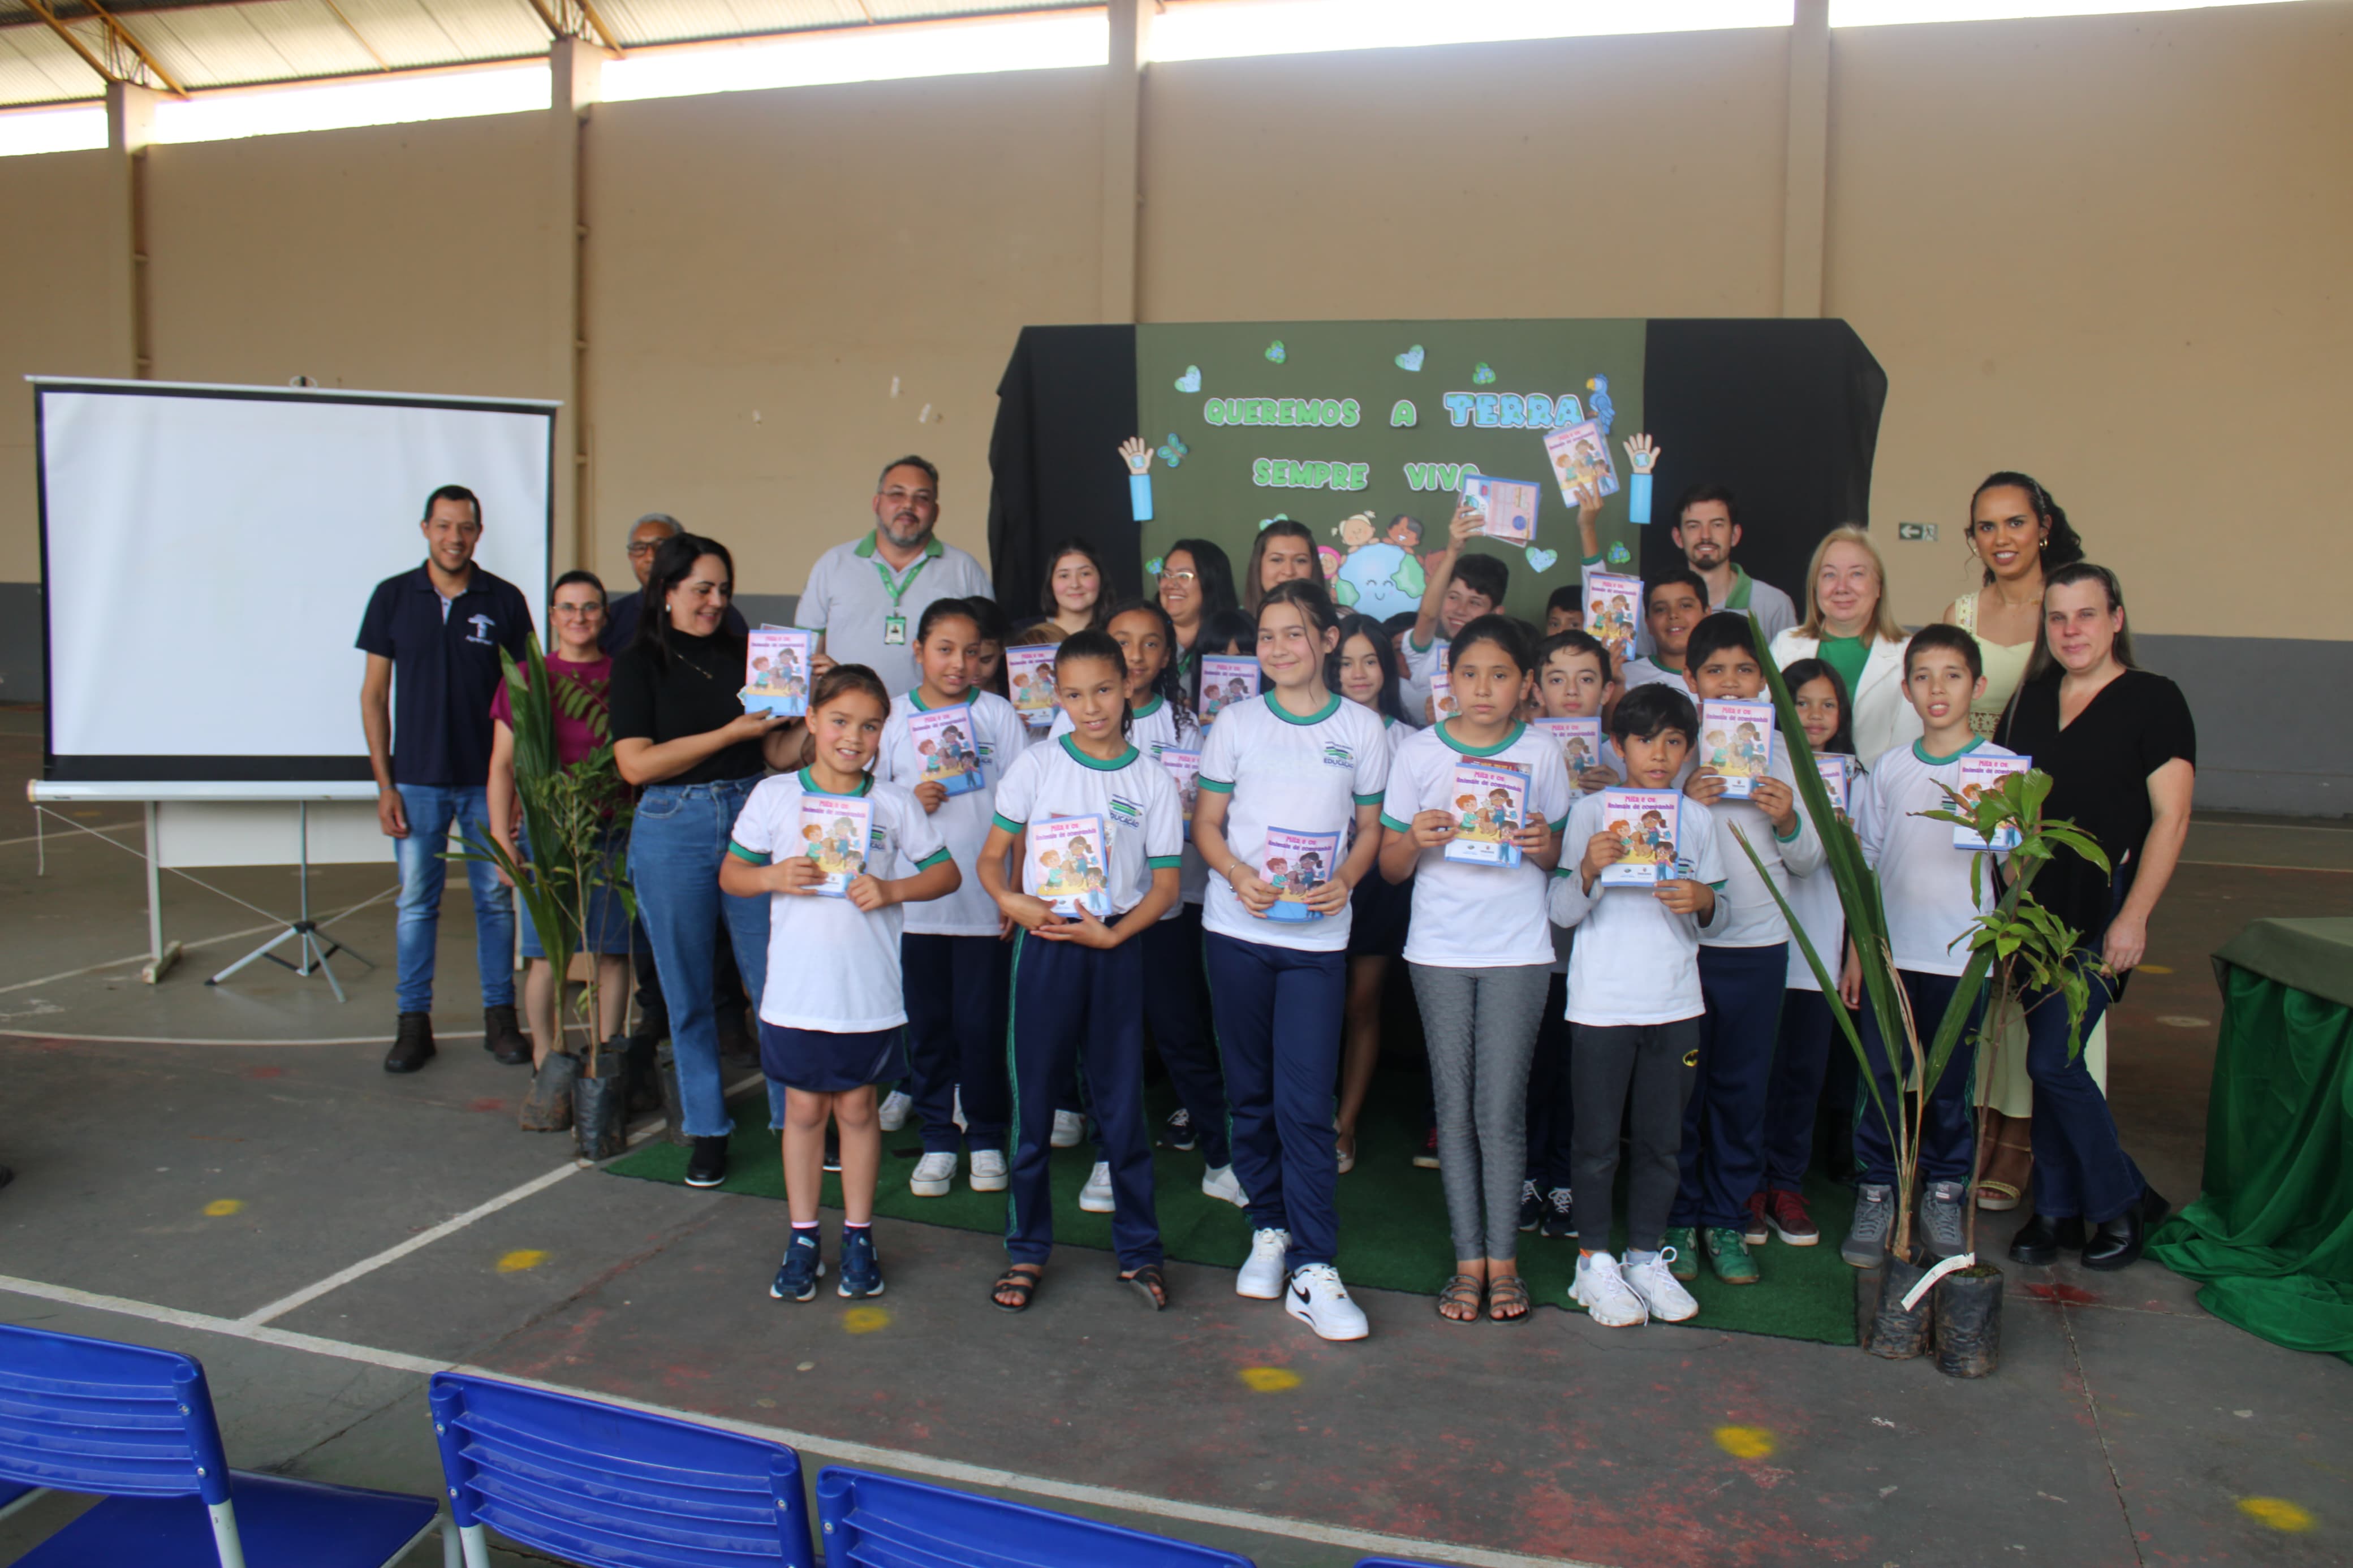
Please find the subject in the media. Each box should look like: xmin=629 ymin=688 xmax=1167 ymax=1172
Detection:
xmin=0 ymin=1321 xmax=1461 ymax=1567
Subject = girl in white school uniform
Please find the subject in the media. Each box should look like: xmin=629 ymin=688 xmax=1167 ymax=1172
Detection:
xmin=1051 ymin=599 xmax=1242 ymax=1209
xmin=876 ymin=598 xmax=1031 ymax=1200
xmin=977 ymin=630 xmax=1186 ymax=1314
xmin=720 ymin=664 xmax=960 ymax=1304
xmin=1377 ymin=616 xmax=1572 ymax=1324
xmin=1193 ymin=581 xmax=1391 ymax=1341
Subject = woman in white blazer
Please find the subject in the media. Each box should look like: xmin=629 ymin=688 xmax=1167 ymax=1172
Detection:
xmin=1767 ymin=526 xmax=1920 ymax=768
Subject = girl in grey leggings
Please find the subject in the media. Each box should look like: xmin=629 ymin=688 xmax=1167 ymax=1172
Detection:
xmin=1411 ymin=963 xmax=1556 ymax=1267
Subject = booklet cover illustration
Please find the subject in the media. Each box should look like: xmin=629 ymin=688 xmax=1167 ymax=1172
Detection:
xmin=1954 ymin=754 xmax=2031 ymax=852
xmin=1531 ymin=716 xmax=1602 ymax=787
xmin=1006 ymin=645 xmax=1059 ymax=729
xmin=1443 ymin=758 xmax=1529 ymax=869
xmin=1584 ymin=572 xmax=1642 ymax=663
xmin=1461 ymin=474 xmax=1541 ymax=546
xmin=1198 ymin=656 xmax=1261 ymax=726
xmin=742 ymin=628 xmax=815 ymax=718
xmin=1701 ymin=699 xmax=1774 ymax=801
xmin=798 ymin=793 xmax=873 ymax=898
xmin=1262 ymin=826 xmax=1341 ymax=922
xmin=1815 ymin=754 xmax=1853 ymax=819
xmin=1028 ymin=814 xmax=1112 ymax=918
xmin=1429 ymin=658 xmax=1458 ymax=723
xmin=907 ymin=702 xmax=984 ymax=797
xmin=1543 ymin=418 xmax=1620 ymax=504
xmin=1155 ymin=744 xmax=1202 ymax=832
xmin=1599 ymin=788 xmax=1681 ymax=887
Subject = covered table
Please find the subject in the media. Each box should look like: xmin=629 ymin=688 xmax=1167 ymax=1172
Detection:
xmin=2149 ymin=917 xmax=2353 ymax=1361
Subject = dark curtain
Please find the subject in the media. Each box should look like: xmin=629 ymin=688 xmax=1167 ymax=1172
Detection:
xmin=986 ymin=325 xmax=1141 ymax=618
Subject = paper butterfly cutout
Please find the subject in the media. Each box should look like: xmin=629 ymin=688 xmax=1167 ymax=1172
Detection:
xmin=1144 ymin=556 xmax=1165 ymax=579
xmin=1157 ymin=433 xmax=1189 ymax=469
xmin=1174 ymin=365 xmax=1201 ymax=394
xmin=1472 ymin=363 xmax=1497 ymax=385
xmin=1395 ymin=345 xmax=1425 ymax=372
xmin=1258 ymin=515 xmax=1291 ymax=532
xmin=1265 ymin=340 xmax=1287 ymax=364
xmin=1524 ymin=546 xmax=1559 ymax=573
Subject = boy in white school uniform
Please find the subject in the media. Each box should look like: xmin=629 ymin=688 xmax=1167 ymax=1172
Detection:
xmin=1398 ymin=498 xmax=1510 ymax=725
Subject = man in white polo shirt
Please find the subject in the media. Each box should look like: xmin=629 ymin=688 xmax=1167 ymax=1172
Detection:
xmin=801 ymin=456 xmax=996 ymax=693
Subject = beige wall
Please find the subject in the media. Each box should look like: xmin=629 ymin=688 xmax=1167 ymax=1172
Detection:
xmin=5 ymin=3 xmax=2350 ymax=643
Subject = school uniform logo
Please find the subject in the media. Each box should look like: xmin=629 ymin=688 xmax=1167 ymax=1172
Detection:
xmin=1321 ymin=744 xmax=1355 ymax=769
xmin=1107 ymin=794 xmax=1143 ymax=830
xmin=465 ymin=613 xmax=496 ymax=646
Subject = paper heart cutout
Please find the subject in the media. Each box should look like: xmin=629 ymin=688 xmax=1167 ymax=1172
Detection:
xmin=1265 ymin=340 xmax=1287 ymax=364
xmin=1472 ymin=363 xmax=1496 ymax=385
xmin=1174 ymin=365 xmax=1201 ymax=393
xmin=1524 ymin=546 xmax=1559 ymax=573
xmin=1144 ymin=556 xmax=1165 ymax=580
xmin=1608 ymin=542 xmax=1632 ymax=565
xmin=1395 ymin=345 xmax=1425 ymax=372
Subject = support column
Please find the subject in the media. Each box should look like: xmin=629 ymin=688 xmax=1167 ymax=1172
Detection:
xmin=104 ymin=80 xmax=157 ymax=378
xmin=1779 ymin=0 xmax=1829 ymax=319
xmin=1099 ymin=0 xmax=1150 ymax=324
xmin=548 ymin=37 xmax=602 ymax=571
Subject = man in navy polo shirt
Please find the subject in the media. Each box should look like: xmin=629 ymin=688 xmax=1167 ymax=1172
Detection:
xmin=358 ymin=484 xmax=536 ymax=1074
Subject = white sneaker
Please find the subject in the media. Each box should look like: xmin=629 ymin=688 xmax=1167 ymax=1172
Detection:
xmin=1570 ymin=1250 xmax=1649 ymax=1328
xmin=1050 ymin=1109 xmax=1085 ymax=1148
xmin=908 ymin=1151 xmax=956 ymax=1198
xmin=1200 ymin=1163 xmax=1247 ymax=1208
xmin=952 ymin=1087 xmax=967 ymax=1132
xmin=1285 ymin=1263 xmax=1369 ymax=1341
xmin=1623 ymin=1249 xmax=1700 ymax=1324
xmin=968 ymin=1148 xmax=1008 ymax=1192
xmin=1237 ymin=1226 xmax=1291 ymax=1299
xmin=1079 ymin=1160 xmax=1114 ymax=1213
xmin=878 ymin=1090 xmax=913 ymax=1131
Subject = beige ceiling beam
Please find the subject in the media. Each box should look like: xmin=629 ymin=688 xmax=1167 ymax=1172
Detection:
xmin=80 ymin=0 xmax=191 ymax=97
xmin=318 ymin=0 xmax=394 ymax=71
xmin=19 ymin=0 xmax=119 ymax=89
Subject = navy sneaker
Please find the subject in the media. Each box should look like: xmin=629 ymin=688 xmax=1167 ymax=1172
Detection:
xmin=1517 ymin=1177 xmax=1542 ymax=1232
xmin=1163 ymin=1107 xmax=1198 ymax=1152
xmin=1539 ymin=1186 xmax=1578 ymax=1239
xmin=838 ymin=1228 xmax=885 ymax=1298
xmin=770 ymin=1232 xmax=824 ymax=1302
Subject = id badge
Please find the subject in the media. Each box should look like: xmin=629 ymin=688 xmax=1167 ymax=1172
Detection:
xmin=885 ymin=613 xmax=907 ymax=646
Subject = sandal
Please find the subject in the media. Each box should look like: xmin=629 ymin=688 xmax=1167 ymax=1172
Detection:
xmin=1438 ymin=1273 xmax=1483 ymax=1323
xmin=1120 ymin=1264 xmax=1168 ymax=1312
xmin=992 ymin=1264 xmax=1042 ymax=1314
xmin=1487 ymin=1274 xmax=1531 ymax=1324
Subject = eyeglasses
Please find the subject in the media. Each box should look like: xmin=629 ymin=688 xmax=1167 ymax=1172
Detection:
xmin=626 ymin=541 xmax=660 ymax=556
xmin=1158 ymin=569 xmax=1198 ymax=586
xmin=551 ymin=603 xmax=604 ymax=617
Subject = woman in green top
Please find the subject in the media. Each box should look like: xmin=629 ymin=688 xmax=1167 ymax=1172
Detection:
xmin=1767 ymin=526 xmax=1917 ymax=767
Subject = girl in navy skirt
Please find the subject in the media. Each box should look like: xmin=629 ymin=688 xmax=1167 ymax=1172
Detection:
xmin=721 ymin=664 xmax=960 ymax=1303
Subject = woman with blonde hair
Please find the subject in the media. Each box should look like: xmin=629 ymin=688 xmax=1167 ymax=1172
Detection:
xmin=1766 ymin=525 xmax=1920 ymax=766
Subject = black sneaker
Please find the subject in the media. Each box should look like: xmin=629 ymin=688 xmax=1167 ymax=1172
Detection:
xmin=1163 ymin=1108 xmax=1197 ymax=1152
xmin=685 ymin=1135 xmax=730 ymax=1188
xmin=483 ymin=1004 xmax=531 ymax=1066
xmin=383 ymin=1012 xmax=436 ymax=1074
xmin=1539 ymin=1186 xmax=1578 ymax=1239
xmin=823 ymin=1133 xmax=843 ymax=1174
xmin=1517 ymin=1177 xmax=1542 ymax=1232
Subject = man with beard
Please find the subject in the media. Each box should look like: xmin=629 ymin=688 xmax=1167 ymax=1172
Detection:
xmin=1667 ymin=485 xmax=1796 ymax=648
xmin=800 ymin=456 xmax=994 ymax=694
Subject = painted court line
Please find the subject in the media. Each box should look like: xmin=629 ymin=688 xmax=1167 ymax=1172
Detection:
xmin=0 ymin=1273 xmax=1596 ymax=1568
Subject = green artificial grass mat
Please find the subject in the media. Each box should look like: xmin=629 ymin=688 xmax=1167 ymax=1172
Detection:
xmin=606 ymin=1070 xmax=1860 ymax=1346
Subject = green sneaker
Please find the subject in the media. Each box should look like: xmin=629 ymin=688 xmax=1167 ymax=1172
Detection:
xmin=1705 ymin=1226 xmax=1760 ymax=1285
xmin=1663 ymin=1226 xmax=1700 ymax=1281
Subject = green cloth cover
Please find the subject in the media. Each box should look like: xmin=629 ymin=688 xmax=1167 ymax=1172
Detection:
xmin=2209 ymin=915 xmax=2353 ymax=1012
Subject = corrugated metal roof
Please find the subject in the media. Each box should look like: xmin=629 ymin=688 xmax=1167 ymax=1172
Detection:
xmin=0 ymin=0 xmax=1085 ymax=105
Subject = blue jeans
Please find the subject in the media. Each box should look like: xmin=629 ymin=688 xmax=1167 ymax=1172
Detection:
xmin=1853 ymin=969 xmax=1984 ymax=1187
xmin=628 ymin=777 xmax=780 ymax=1139
xmin=394 ymin=784 xmax=515 ymax=1014
xmin=2026 ymin=949 xmax=2141 ymax=1223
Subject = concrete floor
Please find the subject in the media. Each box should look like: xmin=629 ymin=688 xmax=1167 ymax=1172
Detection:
xmin=2 ymin=709 xmax=2348 ymax=1567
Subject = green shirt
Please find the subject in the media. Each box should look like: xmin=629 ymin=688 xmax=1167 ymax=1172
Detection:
xmin=1817 ymin=635 xmax=1871 ymax=702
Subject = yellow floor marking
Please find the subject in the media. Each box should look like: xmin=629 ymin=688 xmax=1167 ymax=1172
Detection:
xmin=2139 ymin=963 xmax=2173 ymax=974
xmin=2238 ymin=1497 xmax=2312 ymax=1531
xmin=1239 ymin=1366 xmax=1300 ymax=1392
xmin=843 ymin=1307 xmax=890 ymax=1334
xmin=495 ymin=1249 xmax=549 ymax=1273
xmin=1714 ymin=1426 xmax=1775 ymax=1459
xmin=202 ymin=1199 xmax=244 ymax=1217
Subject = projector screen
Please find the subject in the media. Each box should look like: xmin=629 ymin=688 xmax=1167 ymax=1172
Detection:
xmin=37 ymin=379 xmax=555 ymax=784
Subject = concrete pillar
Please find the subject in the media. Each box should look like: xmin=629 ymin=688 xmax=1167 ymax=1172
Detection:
xmin=1780 ymin=0 xmax=1829 ymax=319
xmin=549 ymin=36 xmax=602 ymax=571
xmin=1099 ymin=0 xmax=1150 ymax=324
xmin=105 ymin=80 xmax=157 ymax=378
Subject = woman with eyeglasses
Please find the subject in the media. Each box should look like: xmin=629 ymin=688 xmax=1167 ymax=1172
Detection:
xmin=1156 ymin=538 xmax=1238 ymax=707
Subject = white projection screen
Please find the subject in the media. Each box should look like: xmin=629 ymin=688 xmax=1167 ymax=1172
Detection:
xmin=37 ymin=379 xmax=555 ymax=783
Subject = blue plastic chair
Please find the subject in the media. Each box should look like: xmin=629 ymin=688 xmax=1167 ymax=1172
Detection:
xmin=0 ymin=1321 xmax=446 ymax=1567
xmin=428 ymin=1371 xmax=815 ymax=1568
xmin=1355 ymin=1559 xmax=1467 ymax=1567
xmin=816 ymin=1465 xmax=1256 ymax=1567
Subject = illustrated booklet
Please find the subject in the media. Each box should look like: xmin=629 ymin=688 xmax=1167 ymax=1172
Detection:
xmin=1028 ymin=814 xmax=1113 ymax=918
xmin=798 ymin=793 xmax=873 ymax=898
xmin=907 ymin=702 xmax=984 ymax=797
xmin=1700 ymin=699 xmax=1774 ymax=801
xmin=742 ymin=627 xmax=815 ymax=719
xmin=1598 ymin=788 xmax=1681 ymax=887
xmin=1442 ymin=758 xmax=1529 ymax=869
xmin=1006 ymin=645 xmax=1059 ymax=729
xmin=1263 ymin=826 xmax=1341 ymax=922
xmin=1198 ymin=656 xmax=1261 ymax=726
xmin=1954 ymin=754 xmax=2031 ymax=852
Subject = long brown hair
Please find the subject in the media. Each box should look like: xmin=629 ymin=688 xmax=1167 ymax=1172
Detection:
xmin=1037 ymin=538 xmax=1111 ymax=631
xmin=1243 ymin=519 xmax=1328 ymax=612
xmin=2024 ymin=561 xmax=2137 ymax=682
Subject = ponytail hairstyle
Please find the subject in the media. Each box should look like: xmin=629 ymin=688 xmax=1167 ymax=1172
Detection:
xmin=1243 ymin=518 xmax=1328 ymax=611
xmin=1103 ymin=595 xmax=1192 ymax=725
xmin=1199 ymin=607 xmax=1259 ymax=659
xmin=915 ymin=595 xmax=982 ymax=646
xmin=633 ymin=533 xmax=740 ymax=670
xmin=793 ymin=662 xmax=893 ymax=769
xmin=1970 ymin=471 xmax=2085 ymax=585
xmin=1777 ymin=656 xmax=1857 ymax=757
xmin=1330 ymin=611 xmax=1406 ymax=723
xmin=1051 ymin=628 xmax=1134 ymax=740
xmin=2026 ymin=560 xmax=2137 ymax=681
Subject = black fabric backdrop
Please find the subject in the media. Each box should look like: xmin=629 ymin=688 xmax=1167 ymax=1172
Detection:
xmin=987 ymin=319 xmax=1885 ymax=617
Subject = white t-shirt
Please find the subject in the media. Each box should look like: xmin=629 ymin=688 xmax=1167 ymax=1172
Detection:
xmin=1784 ymin=756 xmax=1858 ymax=991
xmin=1620 ymin=656 xmax=1687 ymax=693
xmin=1397 ymin=633 xmax=1448 ymax=730
xmin=730 ymin=770 xmax=951 ymax=1033
xmin=1052 ymin=694 xmax=1204 ymax=914
xmin=1673 ymin=731 xmax=1826 ymax=950
xmin=1197 ymin=692 xmax=1391 ymax=953
xmin=1549 ymin=790 xmax=1729 ymax=1026
xmin=1379 ymin=720 xmax=1574 ymax=969
xmin=876 ymin=688 xmax=1031 ymax=938
xmin=992 ymin=734 xmax=1184 ymax=919
xmin=1855 ymin=737 xmax=2018 ymax=977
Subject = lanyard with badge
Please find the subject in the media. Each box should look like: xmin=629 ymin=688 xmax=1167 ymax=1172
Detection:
xmin=874 ymin=552 xmax=929 ymax=646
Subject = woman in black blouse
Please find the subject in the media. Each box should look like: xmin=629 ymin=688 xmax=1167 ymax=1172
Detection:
xmin=614 ymin=535 xmax=803 ymax=1188
xmin=1996 ymin=561 xmax=2195 ymax=1271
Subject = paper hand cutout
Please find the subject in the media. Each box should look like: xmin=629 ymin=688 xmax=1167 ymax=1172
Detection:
xmin=1118 ymin=436 xmax=1153 ymax=476
xmin=1623 ymin=433 xmax=1661 ymax=474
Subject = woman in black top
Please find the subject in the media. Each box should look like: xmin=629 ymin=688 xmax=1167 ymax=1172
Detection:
xmin=614 ymin=535 xmax=803 ymax=1188
xmin=1996 ymin=562 xmax=2195 ymax=1271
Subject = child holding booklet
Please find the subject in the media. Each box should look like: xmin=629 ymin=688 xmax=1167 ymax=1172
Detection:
xmin=1378 ymin=616 xmax=1572 ymax=1323
xmin=877 ymin=599 xmax=1032 ymax=1201
xmin=1399 ymin=496 xmax=1511 ymax=726
xmin=1549 ymin=683 xmax=1726 ymax=1326
xmin=1661 ymin=613 xmax=1825 ymax=1286
xmin=1194 ymin=581 xmax=1391 ymax=1341
xmin=721 ymin=664 xmax=962 ymax=1303
xmin=976 ymin=630 xmax=1185 ymax=1313
xmin=1838 ymin=624 xmax=2012 ymax=1267
xmin=1330 ymin=611 xmax=1414 ymax=1173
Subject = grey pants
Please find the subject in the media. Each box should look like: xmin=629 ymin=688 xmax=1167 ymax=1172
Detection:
xmin=1572 ymin=1019 xmax=1701 ymax=1254
xmin=1410 ymin=962 xmax=1554 ymax=1262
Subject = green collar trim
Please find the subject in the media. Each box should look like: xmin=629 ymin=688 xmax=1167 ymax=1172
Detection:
xmin=1268 ymin=690 xmax=1342 ymax=726
xmin=1438 ymin=718 xmax=1525 ymax=758
xmin=1133 ymin=694 xmax=1165 ymax=720
xmin=798 ymin=767 xmax=873 ymax=798
xmin=1059 ymin=733 xmax=1139 ymax=772
xmin=854 ymin=532 xmax=945 ymax=564
xmin=1722 ymin=564 xmax=1755 ymax=612
xmin=1914 ymin=736 xmax=1986 ymax=767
